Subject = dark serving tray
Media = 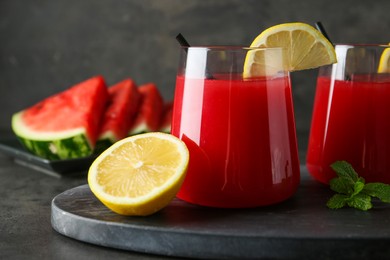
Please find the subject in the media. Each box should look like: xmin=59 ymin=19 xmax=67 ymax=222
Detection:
xmin=0 ymin=137 xmax=96 ymax=176
xmin=51 ymin=167 xmax=390 ymax=259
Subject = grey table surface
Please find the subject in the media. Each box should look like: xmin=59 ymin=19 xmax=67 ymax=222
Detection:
xmin=0 ymin=145 xmax=172 ymax=259
xmin=2 ymin=134 xmax=390 ymax=259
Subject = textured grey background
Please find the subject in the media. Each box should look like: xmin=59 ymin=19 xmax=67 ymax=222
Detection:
xmin=1 ymin=0 xmax=389 ymax=160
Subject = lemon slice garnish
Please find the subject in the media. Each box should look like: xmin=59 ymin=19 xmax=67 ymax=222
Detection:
xmin=243 ymin=22 xmax=337 ymax=77
xmin=378 ymin=44 xmax=390 ymax=73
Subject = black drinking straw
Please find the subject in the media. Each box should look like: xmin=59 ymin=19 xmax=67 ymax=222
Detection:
xmin=175 ymin=33 xmax=214 ymax=79
xmin=176 ymin=33 xmax=190 ymax=49
xmin=315 ymin=21 xmax=333 ymax=45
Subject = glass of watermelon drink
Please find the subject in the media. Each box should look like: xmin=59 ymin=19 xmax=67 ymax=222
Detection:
xmin=171 ymin=46 xmax=300 ymax=208
xmin=307 ymin=44 xmax=390 ymax=184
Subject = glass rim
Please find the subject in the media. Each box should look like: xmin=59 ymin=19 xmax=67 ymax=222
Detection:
xmin=180 ymin=45 xmax=286 ymax=51
xmin=334 ymin=43 xmax=390 ymax=48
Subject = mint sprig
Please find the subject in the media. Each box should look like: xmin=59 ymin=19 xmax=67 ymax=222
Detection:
xmin=326 ymin=161 xmax=390 ymax=211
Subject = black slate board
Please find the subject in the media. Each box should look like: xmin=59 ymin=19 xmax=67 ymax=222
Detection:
xmin=51 ymin=167 xmax=390 ymax=259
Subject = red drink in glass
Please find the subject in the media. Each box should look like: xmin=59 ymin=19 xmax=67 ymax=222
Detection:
xmin=172 ymin=46 xmax=300 ymax=208
xmin=307 ymin=44 xmax=390 ymax=184
xmin=307 ymin=75 xmax=390 ymax=184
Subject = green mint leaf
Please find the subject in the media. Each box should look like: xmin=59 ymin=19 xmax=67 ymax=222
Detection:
xmin=329 ymin=177 xmax=354 ymax=195
xmin=347 ymin=193 xmax=372 ymax=211
xmin=330 ymin=161 xmax=359 ymax=182
xmin=327 ymin=194 xmax=348 ymax=209
xmin=352 ymin=181 xmax=365 ymax=196
xmin=363 ymin=183 xmax=390 ymax=203
xmin=358 ymin=176 xmax=366 ymax=184
xmin=327 ymin=160 xmax=390 ymax=211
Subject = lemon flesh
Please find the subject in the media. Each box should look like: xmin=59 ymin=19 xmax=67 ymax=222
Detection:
xmin=244 ymin=22 xmax=337 ymax=77
xmin=88 ymin=132 xmax=189 ymax=216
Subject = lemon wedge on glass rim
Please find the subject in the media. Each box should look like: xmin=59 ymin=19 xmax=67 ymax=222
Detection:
xmin=88 ymin=132 xmax=189 ymax=216
xmin=243 ymin=22 xmax=337 ymax=77
xmin=378 ymin=43 xmax=390 ymax=73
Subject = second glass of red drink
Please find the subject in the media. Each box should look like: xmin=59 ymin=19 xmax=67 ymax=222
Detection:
xmin=171 ymin=46 xmax=301 ymax=208
xmin=307 ymin=44 xmax=390 ymax=184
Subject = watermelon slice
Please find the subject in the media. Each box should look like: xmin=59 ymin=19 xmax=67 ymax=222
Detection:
xmin=95 ymin=79 xmax=141 ymax=153
xmin=159 ymin=101 xmax=173 ymax=133
xmin=128 ymin=83 xmax=164 ymax=135
xmin=11 ymin=76 xmax=108 ymax=160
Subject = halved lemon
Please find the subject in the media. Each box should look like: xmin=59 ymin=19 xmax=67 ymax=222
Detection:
xmin=88 ymin=132 xmax=189 ymax=216
xmin=378 ymin=44 xmax=390 ymax=73
xmin=243 ymin=22 xmax=337 ymax=77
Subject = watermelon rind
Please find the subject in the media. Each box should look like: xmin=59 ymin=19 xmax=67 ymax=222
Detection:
xmin=12 ymin=111 xmax=93 ymax=160
xmin=97 ymin=131 xmax=117 ymax=143
xmin=94 ymin=131 xmax=117 ymax=154
xmin=128 ymin=121 xmax=150 ymax=136
xmin=94 ymin=139 xmax=113 ymax=155
xmin=159 ymin=125 xmax=171 ymax=134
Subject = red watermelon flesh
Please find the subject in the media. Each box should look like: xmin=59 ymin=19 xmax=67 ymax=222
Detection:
xmin=20 ymin=75 xmax=108 ymax=146
xmin=98 ymin=78 xmax=141 ymax=141
xmin=129 ymin=83 xmax=164 ymax=135
xmin=160 ymin=101 xmax=173 ymax=133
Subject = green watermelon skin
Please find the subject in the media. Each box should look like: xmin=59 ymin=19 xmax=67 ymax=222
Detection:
xmin=96 ymin=79 xmax=141 ymax=153
xmin=17 ymin=134 xmax=91 ymax=160
xmin=94 ymin=138 xmax=113 ymax=155
xmin=12 ymin=75 xmax=108 ymax=160
xmin=128 ymin=83 xmax=164 ymax=135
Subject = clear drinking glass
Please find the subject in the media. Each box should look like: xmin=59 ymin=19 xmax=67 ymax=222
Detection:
xmin=171 ymin=46 xmax=300 ymax=208
xmin=307 ymin=44 xmax=390 ymax=184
